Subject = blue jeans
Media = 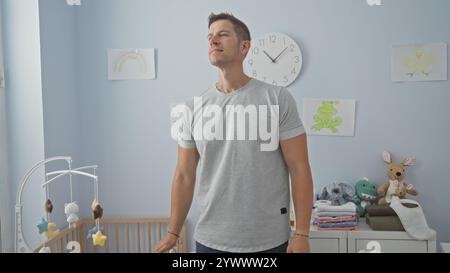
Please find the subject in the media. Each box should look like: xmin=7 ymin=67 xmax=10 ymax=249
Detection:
xmin=196 ymin=241 xmax=289 ymax=253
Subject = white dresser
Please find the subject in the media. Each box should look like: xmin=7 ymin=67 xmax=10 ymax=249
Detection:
xmin=306 ymin=218 xmax=436 ymax=253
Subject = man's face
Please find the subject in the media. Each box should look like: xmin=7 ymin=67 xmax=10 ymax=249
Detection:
xmin=207 ymin=20 xmax=249 ymax=67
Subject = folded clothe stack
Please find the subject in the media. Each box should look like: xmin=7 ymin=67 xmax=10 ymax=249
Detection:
xmin=365 ymin=204 xmax=404 ymax=231
xmin=313 ymin=201 xmax=358 ymax=231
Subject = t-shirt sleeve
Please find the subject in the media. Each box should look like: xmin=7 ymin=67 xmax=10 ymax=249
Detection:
xmin=278 ymin=88 xmax=305 ymax=141
xmin=178 ymin=133 xmax=197 ymax=149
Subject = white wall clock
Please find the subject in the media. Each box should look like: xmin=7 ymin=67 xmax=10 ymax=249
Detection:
xmin=244 ymin=32 xmax=303 ymax=87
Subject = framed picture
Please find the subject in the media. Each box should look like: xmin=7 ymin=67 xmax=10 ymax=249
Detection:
xmin=391 ymin=43 xmax=447 ymax=82
xmin=302 ymin=99 xmax=356 ymax=137
xmin=107 ymin=48 xmax=156 ymax=80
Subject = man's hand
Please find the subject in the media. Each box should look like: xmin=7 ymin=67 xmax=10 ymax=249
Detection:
xmin=287 ymin=236 xmax=310 ymax=253
xmin=153 ymin=146 xmax=198 ymax=253
xmin=152 ymin=234 xmax=178 ymax=253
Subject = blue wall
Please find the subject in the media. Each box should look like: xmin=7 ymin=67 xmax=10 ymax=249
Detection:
xmin=6 ymin=0 xmax=450 ymax=252
xmin=39 ymin=0 xmax=81 ymax=168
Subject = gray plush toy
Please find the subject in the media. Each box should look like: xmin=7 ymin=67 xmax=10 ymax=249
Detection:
xmin=318 ymin=181 xmax=355 ymax=206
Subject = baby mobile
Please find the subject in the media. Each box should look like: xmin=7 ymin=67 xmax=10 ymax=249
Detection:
xmin=35 ymin=164 xmax=106 ymax=253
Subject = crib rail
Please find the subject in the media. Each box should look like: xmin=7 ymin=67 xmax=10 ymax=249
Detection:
xmin=34 ymin=217 xmax=187 ymax=253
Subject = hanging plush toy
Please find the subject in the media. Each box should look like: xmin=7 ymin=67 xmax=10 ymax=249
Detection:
xmin=93 ymin=204 xmax=103 ymax=220
xmin=87 ymin=226 xmax=104 ymax=240
xmin=37 ymin=199 xmax=60 ymax=239
xmin=91 ymin=198 xmax=98 ymax=211
xmin=45 ymin=199 xmax=53 ymax=214
xmin=90 ymin=198 xmax=107 ymax=246
xmin=64 ymin=202 xmax=80 ymax=228
xmin=91 ymin=199 xmax=104 ymax=220
xmin=92 ymin=230 xmax=107 ymax=246
xmin=37 ymin=196 xmax=59 ymax=253
xmin=43 ymin=222 xmax=60 ymax=239
xmin=37 ymin=217 xmax=49 ymax=234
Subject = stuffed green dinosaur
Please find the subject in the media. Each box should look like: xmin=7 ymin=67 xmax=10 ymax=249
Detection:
xmin=354 ymin=177 xmax=378 ymax=217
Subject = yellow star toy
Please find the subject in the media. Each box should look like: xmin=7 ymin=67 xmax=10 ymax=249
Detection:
xmin=43 ymin=223 xmax=60 ymax=239
xmin=92 ymin=230 xmax=107 ymax=246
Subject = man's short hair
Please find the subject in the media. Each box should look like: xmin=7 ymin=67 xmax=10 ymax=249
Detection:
xmin=208 ymin=12 xmax=251 ymax=42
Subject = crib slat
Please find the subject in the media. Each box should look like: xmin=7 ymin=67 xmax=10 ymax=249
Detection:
xmin=105 ymin=224 xmax=109 ymax=253
xmin=148 ymin=223 xmax=152 ymax=253
xmin=80 ymin=222 xmax=87 ymax=253
xmin=126 ymin=224 xmax=130 ymax=253
xmin=76 ymin=227 xmax=80 ymax=252
xmin=115 ymin=224 xmax=119 ymax=253
xmin=93 ymin=223 xmax=97 ymax=253
xmin=137 ymin=224 xmax=141 ymax=253
xmin=61 ymin=235 xmax=65 ymax=253
xmin=158 ymin=223 xmax=162 ymax=241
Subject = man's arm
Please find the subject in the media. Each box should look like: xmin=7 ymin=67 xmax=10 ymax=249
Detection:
xmin=280 ymin=133 xmax=314 ymax=253
xmin=153 ymin=145 xmax=199 ymax=253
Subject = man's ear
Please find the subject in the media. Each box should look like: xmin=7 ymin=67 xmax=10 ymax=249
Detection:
xmin=241 ymin=40 xmax=251 ymax=56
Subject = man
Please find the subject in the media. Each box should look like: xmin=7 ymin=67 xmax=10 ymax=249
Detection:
xmin=154 ymin=12 xmax=313 ymax=253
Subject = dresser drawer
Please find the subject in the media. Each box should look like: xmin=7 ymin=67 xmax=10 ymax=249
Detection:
xmin=310 ymin=238 xmax=342 ymax=253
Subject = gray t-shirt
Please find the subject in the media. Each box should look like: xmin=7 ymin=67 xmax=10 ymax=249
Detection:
xmin=178 ymin=78 xmax=305 ymax=252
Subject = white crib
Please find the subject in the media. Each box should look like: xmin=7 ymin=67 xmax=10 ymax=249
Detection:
xmin=15 ymin=156 xmax=186 ymax=253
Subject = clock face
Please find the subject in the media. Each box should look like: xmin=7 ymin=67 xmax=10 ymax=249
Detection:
xmin=244 ymin=32 xmax=302 ymax=87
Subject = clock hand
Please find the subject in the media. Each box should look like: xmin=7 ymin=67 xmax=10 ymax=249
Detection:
xmin=262 ymin=50 xmax=276 ymax=63
xmin=273 ymin=47 xmax=288 ymax=63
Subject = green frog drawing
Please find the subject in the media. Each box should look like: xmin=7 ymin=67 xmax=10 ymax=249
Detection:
xmin=311 ymin=101 xmax=342 ymax=133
